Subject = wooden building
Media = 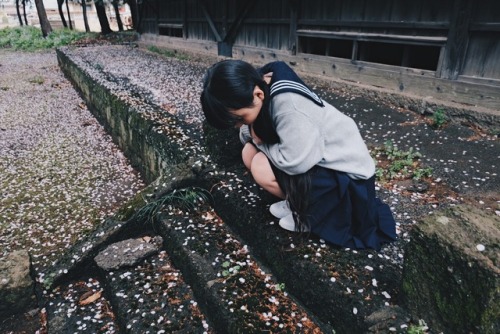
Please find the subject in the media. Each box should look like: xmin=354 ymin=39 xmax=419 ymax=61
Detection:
xmin=138 ymin=0 xmax=500 ymax=113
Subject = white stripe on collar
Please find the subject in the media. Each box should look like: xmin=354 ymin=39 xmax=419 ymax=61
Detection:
xmin=270 ymin=80 xmax=323 ymax=105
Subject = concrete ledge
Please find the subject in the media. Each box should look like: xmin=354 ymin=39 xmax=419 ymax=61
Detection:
xmin=156 ymin=203 xmax=331 ymax=332
xmin=402 ymin=205 xmax=500 ymax=333
xmin=56 ymin=47 xmax=207 ymax=184
xmin=0 ymin=250 xmax=36 ymax=319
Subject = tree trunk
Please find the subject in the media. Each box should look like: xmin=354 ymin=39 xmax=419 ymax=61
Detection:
xmin=82 ymin=0 xmax=90 ymax=33
xmin=22 ymin=0 xmax=28 ymax=25
xmin=66 ymin=0 xmax=73 ymax=30
xmin=57 ymin=0 xmax=68 ymax=28
xmin=15 ymin=0 xmax=23 ymax=26
xmin=126 ymin=0 xmax=139 ymax=30
xmin=95 ymin=0 xmax=112 ymax=34
xmin=34 ymin=0 xmax=53 ymax=37
xmin=113 ymin=1 xmax=124 ymax=32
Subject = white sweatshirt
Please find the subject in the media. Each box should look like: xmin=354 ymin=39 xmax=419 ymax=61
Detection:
xmin=240 ymin=92 xmax=375 ymax=180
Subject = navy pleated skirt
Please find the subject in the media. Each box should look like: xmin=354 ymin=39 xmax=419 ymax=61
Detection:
xmin=273 ymin=165 xmax=397 ymax=250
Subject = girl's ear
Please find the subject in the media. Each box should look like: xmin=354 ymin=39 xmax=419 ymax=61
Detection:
xmin=253 ymin=85 xmax=265 ymax=102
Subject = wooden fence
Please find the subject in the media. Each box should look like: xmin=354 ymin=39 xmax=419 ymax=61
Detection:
xmin=138 ymin=0 xmax=500 ymax=111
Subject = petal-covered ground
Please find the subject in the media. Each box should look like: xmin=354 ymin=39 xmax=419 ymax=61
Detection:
xmin=1 ymin=45 xmax=498 ymax=334
xmin=0 ymin=49 xmax=145 ymax=272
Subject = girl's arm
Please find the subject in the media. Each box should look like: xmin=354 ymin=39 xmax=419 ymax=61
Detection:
xmin=239 ymin=124 xmax=263 ymax=145
xmin=239 ymin=125 xmax=252 ymax=144
xmin=257 ymin=108 xmax=323 ymax=175
xmin=250 ymin=125 xmax=263 ymax=145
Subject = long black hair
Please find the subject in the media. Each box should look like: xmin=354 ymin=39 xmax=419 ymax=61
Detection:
xmin=201 ymin=59 xmax=311 ymax=232
xmin=200 ymin=60 xmax=279 ymax=143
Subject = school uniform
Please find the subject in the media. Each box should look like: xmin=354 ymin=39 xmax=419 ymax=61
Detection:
xmin=240 ymin=61 xmax=396 ymax=250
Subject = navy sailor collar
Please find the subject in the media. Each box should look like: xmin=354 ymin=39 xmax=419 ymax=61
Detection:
xmin=258 ymin=61 xmax=324 ymax=107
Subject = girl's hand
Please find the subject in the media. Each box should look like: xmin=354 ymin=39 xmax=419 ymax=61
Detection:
xmin=250 ymin=124 xmax=263 ymax=145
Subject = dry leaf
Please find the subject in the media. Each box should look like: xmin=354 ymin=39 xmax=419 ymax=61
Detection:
xmin=79 ymin=290 xmax=102 ymax=306
xmin=40 ymin=308 xmax=47 ymax=327
xmin=203 ymin=212 xmax=215 ymax=220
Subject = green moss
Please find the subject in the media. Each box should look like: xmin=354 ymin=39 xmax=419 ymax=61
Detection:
xmin=147 ymin=45 xmax=190 ymax=61
xmin=115 ymin=191 xmax=149 ymax=221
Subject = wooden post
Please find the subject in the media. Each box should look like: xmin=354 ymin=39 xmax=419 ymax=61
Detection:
xmin=289 ymin=0 xmax=298 ymax=55
xmin=439 ymin=0 xmax=475 ymax=80
xmin=183 ymin=0 xmax=188 ymax=39
xmin=218 ymin=1 xmax=257 ymax=57
xmin=155 ymin=0 xmax=159 ymax=33
xmin=352 ymin=40 xmax=358 ymax=62
xmin=222 ymin=0 xmax=228 ymax=38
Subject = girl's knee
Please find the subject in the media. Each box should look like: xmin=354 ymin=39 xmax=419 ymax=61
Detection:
xmin=242 ymin=143 xmax=258 ymax=170
xmin=250 ymin=152 xmax=268 ymax=170
xmin=250 ymin=153 xmax=273 ymax=183
xmin=250 ymin=153 xmax=284 ymax=198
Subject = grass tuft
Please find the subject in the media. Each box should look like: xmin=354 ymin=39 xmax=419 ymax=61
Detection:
xmin=373 ymin=140 xmax=433 ymax=181
xmin=0 ymin=26 xmax=96 ymax=51
xmin=134 ymin=187 xmax=212 ymax=225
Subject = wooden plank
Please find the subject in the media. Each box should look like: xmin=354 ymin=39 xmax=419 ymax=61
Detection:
xmin=390 ymin=0 xmax=422 ymax=22
xmin=158 ymin=23 xmax=184 ymax=29
xmin=363 ymin=0 xmax=392 ymax=22
xmin=340 ymin=0 xmax=366 ymax=21
xmin=461 ymin=32 xmax=500 ymax=79
xmin=296 ymin=30 xmax=447 ymax=45
xmin=224 ymin=1 xmax=257 ymax=44
xmin=419 ymin=0 xmax=453 ymax=22
xmin=470 ymin=23 xmax=500 ymax=32
xmin=297 ymin=19 xmax=449 ymax=30
xmin=352 ymin=40 xmax=358 ymax=61
xmin=221 ymin=0 xmax=228 ymax=37
xmin=459 ymin=75 xmax=500 ymax=86
xmin=324 ymin=0 xmax=343 ymax=21
xmin=469 ymin=0 xmax=500 ymax=21
xmin=198 ymin=0 xmax=222 ymax=42
xmin=183 ymin=0 xmax=188 ymax=39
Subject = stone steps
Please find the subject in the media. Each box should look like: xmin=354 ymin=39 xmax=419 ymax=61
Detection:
xmin=104 ymin=248 xmax=213 ymax=333
xmin=40 ymin=171 xmax=405 ymax=333
xmin=43 ymin=203 xmax=332 ymax=333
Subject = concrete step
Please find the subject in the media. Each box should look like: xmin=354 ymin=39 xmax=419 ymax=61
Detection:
xmin=42 ymin=203 xmax=331 ymax=333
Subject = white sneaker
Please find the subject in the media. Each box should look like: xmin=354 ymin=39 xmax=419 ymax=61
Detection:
xmin=279 ymin=214 xmax=309 ymax=232
xmin=269 ymin=200 xmax=292 ymax=219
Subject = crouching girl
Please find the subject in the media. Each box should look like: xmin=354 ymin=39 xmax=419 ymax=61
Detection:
xmin=200 ymin=60 xmax=396 ymax=250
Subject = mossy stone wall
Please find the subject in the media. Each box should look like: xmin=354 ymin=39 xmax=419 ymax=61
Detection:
xmin=402 ymin=206 xmax=500 ymax=333
xmin=56 ymin=48 xmax=194 ymax=184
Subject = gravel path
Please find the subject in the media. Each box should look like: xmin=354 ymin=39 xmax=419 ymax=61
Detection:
xmin=0 ymin=49 xmax=145 ymax=272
